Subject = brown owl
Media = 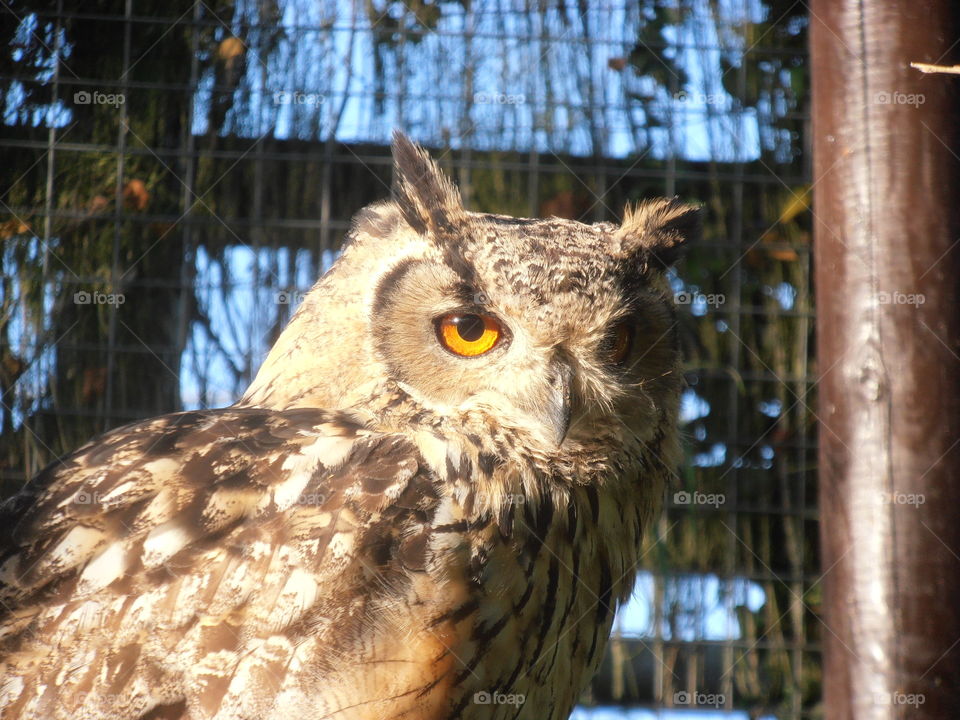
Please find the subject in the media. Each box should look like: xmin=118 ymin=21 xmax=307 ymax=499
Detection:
xmin=0 ymin=132 xmax=700 ymax=719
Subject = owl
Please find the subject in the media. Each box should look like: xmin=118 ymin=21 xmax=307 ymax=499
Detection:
xmin=0 ymin=132 xmax=700 ymax=719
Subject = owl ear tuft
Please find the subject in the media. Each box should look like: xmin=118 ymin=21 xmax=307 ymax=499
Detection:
xmin=391 ymin=131 xmax=465 ymax=235
xmin=612 ymin=198 xmax=702 ymax=270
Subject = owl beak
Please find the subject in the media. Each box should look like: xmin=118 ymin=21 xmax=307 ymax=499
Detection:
xmin=547 ymin=359 xmax=574 ymax=446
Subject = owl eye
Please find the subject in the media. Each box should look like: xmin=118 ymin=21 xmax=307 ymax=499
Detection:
xmin=436 ymin=313 xmax=503 ymax=357
xmin=603 ymin=322 xmax=633 ymax=365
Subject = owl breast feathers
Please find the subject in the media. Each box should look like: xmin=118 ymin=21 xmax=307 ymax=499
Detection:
xmin=0 ymin=132 xmax=700 ymax=720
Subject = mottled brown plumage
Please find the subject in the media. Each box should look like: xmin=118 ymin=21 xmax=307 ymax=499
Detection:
xmin=0 ymin=132 xmax=700 ymax=719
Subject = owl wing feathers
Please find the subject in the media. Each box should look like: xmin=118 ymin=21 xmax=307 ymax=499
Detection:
xmin=0 ymin=407 xmax=444 ymax=719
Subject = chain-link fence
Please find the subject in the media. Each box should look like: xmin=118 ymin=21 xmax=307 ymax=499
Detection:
xmin=1 ymin=1 xmax=816 ymax=716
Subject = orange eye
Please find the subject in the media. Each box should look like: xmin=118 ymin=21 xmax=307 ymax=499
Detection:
xmin=605 ymin=323 xmax=633 ymax=365
xmin=436 ymin=313 xmax=503 ymax=357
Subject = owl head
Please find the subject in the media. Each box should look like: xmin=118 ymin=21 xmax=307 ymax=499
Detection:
xmin=243 ymin=132 xmax=700 ymax=462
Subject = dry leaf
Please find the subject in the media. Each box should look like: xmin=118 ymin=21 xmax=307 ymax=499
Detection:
xmin=82 ymin=366 xmax=108 ymax=404
xmin=123 ymin=179 xmax=150 ymax=211
xmin=89 ymin=195 xmax=110 ymax=213
xmin=218 ymin=37 xmax=245 ymax=63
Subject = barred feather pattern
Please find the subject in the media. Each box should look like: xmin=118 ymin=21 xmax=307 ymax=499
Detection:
xmin=1 ymin=134 xmax=695 ymax=719
xmin=0 ymin=402 xmax=667 ymax=720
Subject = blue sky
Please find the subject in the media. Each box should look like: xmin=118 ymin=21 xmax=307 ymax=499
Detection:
xmin=4 ymin=2 xmax=802 ymax=714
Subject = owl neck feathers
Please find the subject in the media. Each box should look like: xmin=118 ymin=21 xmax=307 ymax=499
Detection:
xmin=345 ymin=377 xmax=669 ymax=517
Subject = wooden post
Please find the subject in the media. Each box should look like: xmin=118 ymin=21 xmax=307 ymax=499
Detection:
xmin=811 ymin=1 xmax=960 ymax=717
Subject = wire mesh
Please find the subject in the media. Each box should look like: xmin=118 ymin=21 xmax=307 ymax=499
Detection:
xmin=1 ymin=1 xmax=816 ymax=717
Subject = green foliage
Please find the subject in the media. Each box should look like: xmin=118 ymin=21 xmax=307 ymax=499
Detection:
xmin=2 ymin=1 xmax=817 ymax=714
